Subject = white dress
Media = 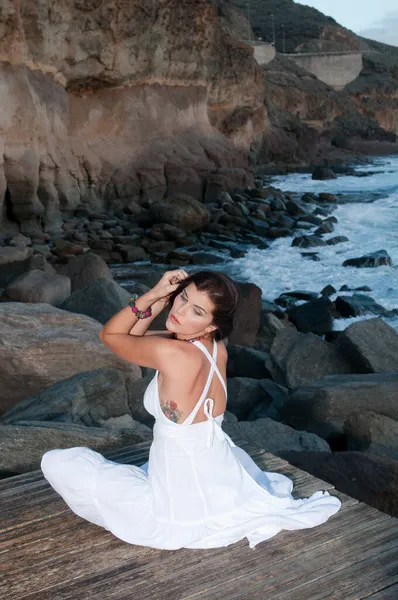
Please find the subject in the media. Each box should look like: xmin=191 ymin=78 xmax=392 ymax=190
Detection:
xmin=41 ymin=339 xmax=341 ymax=550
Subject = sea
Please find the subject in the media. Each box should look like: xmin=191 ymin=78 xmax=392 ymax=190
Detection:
xmin=113 ymin=155 xmax=398 ymax=333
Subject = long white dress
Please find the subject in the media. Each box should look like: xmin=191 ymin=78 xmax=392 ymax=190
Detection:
xmin=41 ymin=339 xmax=341 ymax=550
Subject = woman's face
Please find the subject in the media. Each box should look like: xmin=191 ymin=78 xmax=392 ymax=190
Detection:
xmin=166 ymin=283 xmax=216 ymax=338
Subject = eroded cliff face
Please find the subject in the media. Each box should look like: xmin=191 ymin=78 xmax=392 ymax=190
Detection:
xmin=0 ymin=0 xmax=264 ymax=235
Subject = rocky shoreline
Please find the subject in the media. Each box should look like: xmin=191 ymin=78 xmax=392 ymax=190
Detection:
xmin=0 ymin=165 xmax=398 ymax=520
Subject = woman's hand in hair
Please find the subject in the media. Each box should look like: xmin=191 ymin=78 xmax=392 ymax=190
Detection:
xmin=150 ymin=269 xmax=189 ymax=306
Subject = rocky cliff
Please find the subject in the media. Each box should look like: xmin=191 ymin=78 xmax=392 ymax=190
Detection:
xmin=0 ymin=0 xmax=265 ymax=236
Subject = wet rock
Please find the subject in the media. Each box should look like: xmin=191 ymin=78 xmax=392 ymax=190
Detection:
xmin=312 ymin=167 xmax=337 ymax=180
xmin=335 ymin=294 xmax=389 ymax=318
xmin=343 ymin=249 xmax=392 ymax=268
xmin=150 ymin=194 xmax=210 ymax=232
xmin=286 ymin=296 xmax=333 ymax=334
xmin=292 ymin=235 xmax=327 ymax=248
xmin=326 ymin=236 xmax=349 ymax=245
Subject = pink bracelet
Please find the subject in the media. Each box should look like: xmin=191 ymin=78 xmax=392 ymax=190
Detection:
xmin=128 ymin=295 xmax=152 ymax=319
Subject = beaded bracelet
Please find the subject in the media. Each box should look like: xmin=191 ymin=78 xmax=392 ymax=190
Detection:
xmin=128 ymin=294 xmax=152 ymax=319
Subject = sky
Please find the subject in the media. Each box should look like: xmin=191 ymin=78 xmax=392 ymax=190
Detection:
xmin=296 ymin=1 xmax=398 ymax=45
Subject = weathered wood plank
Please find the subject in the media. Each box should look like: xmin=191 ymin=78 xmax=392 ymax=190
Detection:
xmin=364 ymin=583 xmax=398 ymax=599
xmin=1 ymin=444 xmax=394 ymax=600
xmin=0 ymin=495 xmax=386 ymax=600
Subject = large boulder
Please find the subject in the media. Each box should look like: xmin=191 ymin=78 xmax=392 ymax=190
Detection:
xmin=266 ymin=328 xmax=354 ymax=389
xmin=3 ymin=269 xmax=71 ymax=305
xmin=0 ymin=245 xmax=33 ymax=265
xmin=335 ymin=294 xmax=390 ymax=318
xmin=0 ymin=420 xmax=152 ymax=475
xmin=1 ymin=368 xmax=131 ymax=426
xmin=223 ymin=418 xmax=330 ymax=455
xmin=0 ymin=303 xmax=141 ymax=414
xmin=226 ymin=345 xmax=271 ymax=379
xmin=335 ymin=318 xmax=398 ymax=373
xmin=226 ymin=377 xmax=272 ymax=421
xmin=280 ymin=450 xmax=398 ymax=518
xmin=57 ymin=251 xmax=113 ymax=292
xmin=149 ymin=193 xmax=210 ymax=232
xmin=286 ymin=296 xmax=333 ymax=334
xmin=342 ymin=249 xmax=392 ymax=268
xmin=60 ymin=278 xmax=131 ymax=324
xmin=282 ymin=373 xmax=398 ymax=441
xmin=229 ymin=281 xmax=262 ymax=347
xmin=344 ymin=410 xmax=398 ymax=461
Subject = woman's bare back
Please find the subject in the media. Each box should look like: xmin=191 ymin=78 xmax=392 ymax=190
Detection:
xmin=157 ymin=339 xmax=228 ymax=424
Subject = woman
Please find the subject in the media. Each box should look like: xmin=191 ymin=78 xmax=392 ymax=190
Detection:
xmin=41 ymin=269 xmax=341 ymax=550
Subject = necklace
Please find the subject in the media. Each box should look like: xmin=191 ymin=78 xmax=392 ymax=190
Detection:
xmin=170 ymin=333 xmax=206 ymax=343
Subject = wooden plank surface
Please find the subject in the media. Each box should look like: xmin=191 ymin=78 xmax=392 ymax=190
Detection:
xmin=1 ymin=444 xmax=397 ymax=600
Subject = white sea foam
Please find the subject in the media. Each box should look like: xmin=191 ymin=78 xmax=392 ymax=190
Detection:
xmin=233 ymin=156 xmax=398 ymax=331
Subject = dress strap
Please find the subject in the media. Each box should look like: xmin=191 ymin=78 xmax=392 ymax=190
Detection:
xmin=182 ymin=339 xmax=226 ymax=425
xmin=192 ymin=340 xmax=228 ymax=397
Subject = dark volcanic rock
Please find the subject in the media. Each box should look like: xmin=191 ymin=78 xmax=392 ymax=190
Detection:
xmin=286 ymin=296 xmax=333 ymax=334
xmin=60 ymin=278 xmax=131 ymax=324
xmin=335 ymin=294 xmax=389 ymax=318
xmin=279 ymin=450 xmax=398 ymax=518
xmin=266 ymin=329 xmax=354 ymax=389
xmin=282 ymin=373 xmax=398 ymax=441
xmin=343 ymin=250 xmax=392 ymax=268
xmin=335 ymin=318 xmax=398 ymax=373
xmin=344 ymin=410 xmax=398 ymax=461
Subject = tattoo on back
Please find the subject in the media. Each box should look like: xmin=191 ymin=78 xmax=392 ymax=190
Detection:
xmin=160 ymin=399 xmax=184 ymax=423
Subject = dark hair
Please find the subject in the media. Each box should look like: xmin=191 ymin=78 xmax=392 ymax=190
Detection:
xmin=165 ymin=270 xmax=239 ymax=341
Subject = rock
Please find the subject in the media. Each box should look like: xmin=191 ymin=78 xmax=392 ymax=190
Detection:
xmin=246 ymin=380 xmax=289 ymax=422
xmin=229 ymin=281 xmax=262 ymax=347
xmin=190 ymin=252 xmax=225 ymax=265
xmin=321 ymin=285 xmax=336 ymax=297
xmin=1 ymin=368 xmax=131 ymax=426
xmin=256 ymin=311 xmax=285 ymax=351
xmin=343 ymin=250 xmax=392 ymax=268
xmin=311 ymin=167 xmax=337 ymax=180
xmin=223 ymin=418 xmax=330 ymax=455
xmin=226 ymin=345 xmax=271 ymax=379
xmin=326 ymin=236 xmax=349 ymax=245
xmin=344 ymin=410 xmax=398 ymax=461
xmin=119 ymin=245 xmax=149 ymax=263
xmin=9 ymin=234 xmax=32 ymax=247
xmin=266 ymin=329 xmax=353 ymax=390
xmin=291 ymin=235 xmax=327 ymax=248
xmin=0 ymin=253 xmax=55 ymax=288
xmin=226 ymin=377 xmax=274 ymax=421
xmin=282 ymin=373 xmax=398 ymax=441
xmin=314 ymin=220 xmax=335 ymax=235
xmin=57 ymin=252 xmax=113 ymax=292
xmin=335 ymin=318 xmax=398 ymax=373
xmin=335 ymin=294 xmax=389 ymax=318
xmin=0 ymin=303 xmax=140 ymax=414
xmin=286 ymin=297 xmax=333 ymax=334
xmin=0 ymin=246 xmax=33 ymax=265
xmin=3 ymin=269 xmax=71 ymax=305
xmin=0 ymin=420 xmax=152 ymax=475
xmin=60 ymin=278 xmax=131 ymax=324
xmin=149 ymin=194 xmax=210 ymax=232
xmin=280 ymin=451 xmax=398 ymax=518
